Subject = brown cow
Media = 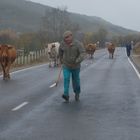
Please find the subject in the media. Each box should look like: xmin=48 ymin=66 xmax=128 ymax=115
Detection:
xmin=85 ymin=43 xmax=96 ymax=59
xmin=0 ymin=44 xmax=16 ymax=80
xmin=105 ymin=42 xmax=115 ymax=59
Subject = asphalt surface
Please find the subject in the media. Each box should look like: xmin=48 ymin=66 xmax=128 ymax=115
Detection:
xmin=0 ymin=48 xmax=140 ymax=140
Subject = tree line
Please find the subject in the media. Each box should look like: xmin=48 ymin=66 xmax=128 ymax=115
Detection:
xmin=0 ymin=7 xmax=140 ymax=52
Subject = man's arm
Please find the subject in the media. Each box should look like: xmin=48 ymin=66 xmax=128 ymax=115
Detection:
xmin=76 ymin=42 xmax=86 ymax=64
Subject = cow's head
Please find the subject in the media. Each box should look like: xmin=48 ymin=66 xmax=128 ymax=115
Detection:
xmin=0 ymin=44 xmax=9 ymax=57
xmin=52 ymin=44 xmax=56 ymax=48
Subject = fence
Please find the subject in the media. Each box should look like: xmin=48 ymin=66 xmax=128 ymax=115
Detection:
xmin=0 ymin=48 xmax=49 ymax=73
xmin=15 ymin=48 xmax=48 ymax=66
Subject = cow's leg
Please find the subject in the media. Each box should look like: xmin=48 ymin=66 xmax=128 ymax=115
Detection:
xmin=91 ymin=52 xmax=94 ymax=59
xmin=48 ymin=54 xmax=52 ymax=68
xmin=7 ymin=66 xmax=11 ymax=79
xmin=56 ymin=58 xmax=58 ymax=67
xmin=48 ymin=58 xmax=52 ymax=68
xmin=112 ymin=50 xmax=115 ymax=59
xmin=1 ymin=64 xmax=6 ymax=80
xmin=109 ymin=53 xmax=111 ymax=59
xmin=4 ymin=66 xmax=9 ymax=80
xmin=90 ymin=54 xmax=92 ymax=59
xmin=110 ymin=52 xmax=112 ymax=59
xmin=89 ymin=54 xmax=92 ymax=59
xmin=55 ymin=56 xmax=58 ymax=67
xmin=5 ymin=63 xmax=11 ymax=80
xmin=57 ymin=57 xmax=61 ymax=67
xmin=49 ymin=61 xmax=51 ymax=67
xmin=53 ymin=58 xmax=57 ymax=67
xmin=51 ymin=59 xmax=53 ymax=67
xmin=56 ymin=57 xmax=59 ymax=67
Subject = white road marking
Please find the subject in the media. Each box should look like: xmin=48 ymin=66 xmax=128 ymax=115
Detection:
xmin=12 ymin=102 xmax=28 ymax=111
xmin=12 ymin=64 xmax=47 ymax=74
xmin=0 ymin=64 xmax=48 ymax=78
xmin=128 ymin=58 xmax=140 ymax=80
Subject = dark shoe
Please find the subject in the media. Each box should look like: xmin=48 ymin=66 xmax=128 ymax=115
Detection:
xmin=62 ymin=94 xmax=69 ymax=102
xmin=75 ymin=94 xmax=79 ymax=101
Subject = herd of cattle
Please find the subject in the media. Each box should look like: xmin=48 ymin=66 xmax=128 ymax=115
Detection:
xmin=0 ymin=42 xmax=116 ymax=80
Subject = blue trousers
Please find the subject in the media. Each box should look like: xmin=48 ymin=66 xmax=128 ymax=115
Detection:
xmin=63 ymin=66 xmax=81 ymax=96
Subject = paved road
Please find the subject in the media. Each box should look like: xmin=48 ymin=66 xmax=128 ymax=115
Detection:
xmin=0 ymin=48 xmax=140 ymax=140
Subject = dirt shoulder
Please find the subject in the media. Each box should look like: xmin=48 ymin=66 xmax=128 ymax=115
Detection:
xmin=131 ymin=53 xmax=140 ymax=73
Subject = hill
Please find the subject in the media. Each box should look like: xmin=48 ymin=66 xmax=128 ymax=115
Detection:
xmin=0 ymin=0 xmax=138 ymax=36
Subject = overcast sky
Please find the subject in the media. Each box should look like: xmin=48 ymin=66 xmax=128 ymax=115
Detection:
xmin=30 ymin=0 xmax=140 ymax=31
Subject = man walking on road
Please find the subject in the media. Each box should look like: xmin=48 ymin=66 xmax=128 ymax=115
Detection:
xmin=126 ymin=42 xmax=132 ymax=57
xmin=59 ymin=30 xmax=86 ymax=102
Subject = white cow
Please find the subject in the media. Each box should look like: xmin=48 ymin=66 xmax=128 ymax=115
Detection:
xmin=47 ymin=42 xmax=60 ymax=67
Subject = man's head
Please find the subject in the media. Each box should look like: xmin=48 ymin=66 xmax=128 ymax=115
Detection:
xmin=63 ymin=30 xmax=73 ymax=45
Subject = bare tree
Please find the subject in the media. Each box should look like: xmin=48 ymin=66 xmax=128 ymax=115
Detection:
xmin=0 ymin=29 xmax=17 ymax=44
xmin=96 ymin=28 xmax=108 ymax=47
xmin=42 ymin=7 xmax=80 ymax=42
